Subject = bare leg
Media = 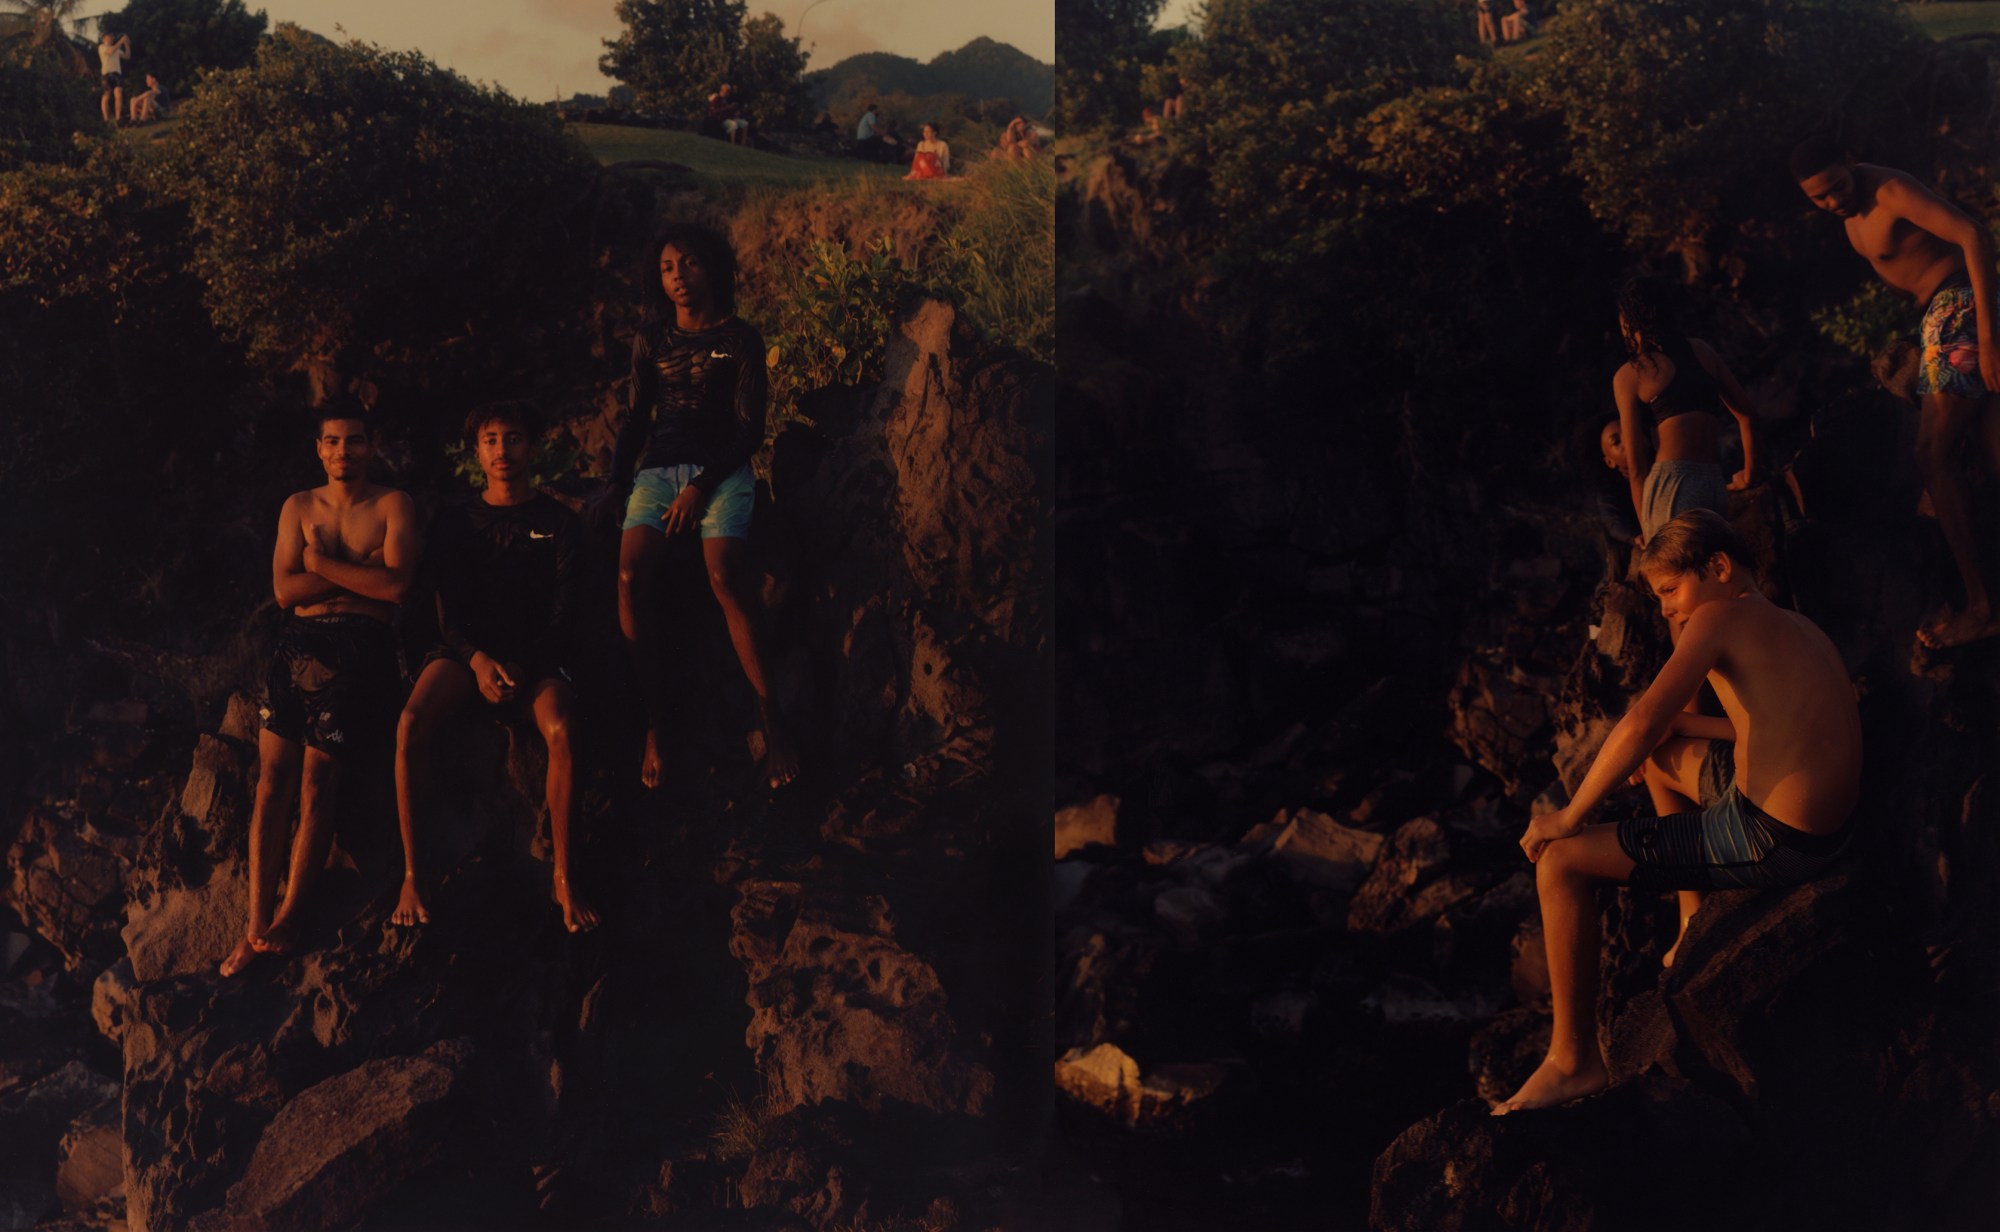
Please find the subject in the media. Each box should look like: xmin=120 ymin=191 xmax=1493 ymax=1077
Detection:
xmin=1642 ymin=736 xmax=1710 ymax=968
xmin=530 ymin=678 xmax=598 ymax=933
xmin=392 ymin=658 xmax=476 ymax=926
xmin=618 ymin=525 xmax=670 ymax=788
xmin=1916 ymin=391 xmax=2000 ymax=647
xmin=703 ymin=536 xmax=799 ymax=788
xmin=258 ymin=746 xmax=341 ymax=954
xmin=223 ymin=729 xmax=302 ymax=976
xmin=1493 ymin=825 xmax=1637 ymax=1114
xmin=101 ymin=90 xmax=113 ymax=124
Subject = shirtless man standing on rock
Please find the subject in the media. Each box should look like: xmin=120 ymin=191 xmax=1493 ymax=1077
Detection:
xmin=1494 ymin=510 xmax=1861 ymax=1114
xmin=1794 ymin=136 xmax=2000 ymax=648
xmin=223 ymin=408 xmax=417 ymax=977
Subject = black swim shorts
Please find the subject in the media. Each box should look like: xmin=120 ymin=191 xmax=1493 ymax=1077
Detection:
xmin=1618 ymin=785 xmax=1850 ymax=892
xmin=259 ymin=614 xmax=400 ymax=754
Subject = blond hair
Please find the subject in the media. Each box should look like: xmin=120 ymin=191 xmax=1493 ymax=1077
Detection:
xmin=1637 ymin=509 xmax=1751 ymax=575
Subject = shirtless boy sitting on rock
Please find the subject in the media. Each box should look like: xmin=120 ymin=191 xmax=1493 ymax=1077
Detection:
xmin=224 ymin=408 xmax=417 ymax=976
xmin=1494 ymin=509 xmax=1861 ymax=1114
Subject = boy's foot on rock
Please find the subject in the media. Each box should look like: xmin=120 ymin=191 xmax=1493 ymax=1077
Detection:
xmin=1491 ymin=1055 xmax=1610 ymax=1116
xmin=759 ymin=701 xmax=800 ymax=790
xmin=552 ymin=872 xmax=600 ymax=933
xmin=220 ymin=936 xmax=262 ymax=978
xmin=391 ymin=877 xmax=430 ymax=927
xmin=1917 ymin=605 xmax=2000 ymax=650
xmin=641 ymin=728 xmax=666 ymax=789
xmin=253 ymin=918 xmax=300 ymax=957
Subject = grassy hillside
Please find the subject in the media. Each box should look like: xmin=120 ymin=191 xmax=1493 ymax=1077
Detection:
xmin=1496 ymin=0 xmax=2000 ymax=61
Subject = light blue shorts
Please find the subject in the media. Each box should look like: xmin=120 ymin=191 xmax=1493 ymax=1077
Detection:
xmin=1639 ymin=459 xmax=1728 ymax=542
xmin=621 ymin=462 xmax=754 ymax=539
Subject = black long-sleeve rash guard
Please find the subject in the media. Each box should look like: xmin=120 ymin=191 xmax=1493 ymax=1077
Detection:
xmin=431 ymin=493 xmax=581 ymax=674
xmin=610 ymin=316 xmax=770 ymax=496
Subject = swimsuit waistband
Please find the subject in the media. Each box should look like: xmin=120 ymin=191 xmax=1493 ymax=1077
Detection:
xmin=1732 ymin=786 xmax=1848 ymax=857
xmin=1928 ymin=273 xmax=1973 ymax=306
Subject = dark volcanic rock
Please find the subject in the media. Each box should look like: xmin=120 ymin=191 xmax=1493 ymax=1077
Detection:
xmin=1371 ymin=1079 xmax=1751 ymax=1232
xmin=5 ymin=808 xmax=127 ymax=975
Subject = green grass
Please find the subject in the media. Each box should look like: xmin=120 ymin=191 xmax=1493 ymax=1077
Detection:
xmin=1911 ymin=2 xmax=2000 ymax=41
xmin=570 ymin=122 xmax=900 ymax=184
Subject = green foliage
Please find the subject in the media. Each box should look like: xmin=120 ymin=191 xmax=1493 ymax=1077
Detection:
xmin=1176 ymin=0 xmax=1472 ymax=266
xmin=763 ymin=235 xmax=910 ymax=425
xmin=152 ymin=26 xmax=596 ymax=385
xmin=0 ymin=145 xmax=170 ymax=311
xmin=937 ymin=156 xmax=1055 ymax=359
xmin=733 ymin=12 xmax=811 ymax=130
xmin=100 ymin=0 xmax=266 ymax=82
xmin=598 ymin=0 xmax=743 ymax=121
xmin=1055 ymin=0 xmax=1168 ymax=127
xmin=1523 ymin=0 xmax=1927 ymax=253
xmin=0 ymin=54 xmax=99 ymax=169
xmin=1811 ymin=278 xmax=1915 ymax=359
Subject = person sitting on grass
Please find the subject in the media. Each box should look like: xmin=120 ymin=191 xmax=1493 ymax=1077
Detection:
xmin=906 ymin=123 xmax=951 ymax=180
xmin=129 ymin=74 xmax=170 ymax=123
xmin=392 ymin=402 xmax=598 ymax=934
xmin=707 ymin=83 xmax=750 ymax=146
xmin=1501 ymin=0 xmax=1533 ymax=42
xmin=1495 ymin=510 xmax=1861 ymax=1114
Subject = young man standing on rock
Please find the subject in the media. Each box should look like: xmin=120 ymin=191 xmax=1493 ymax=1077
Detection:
xmin=224 ymin=408 xmax=417 ymax=976
xmin=391 ymin=403 xmax=599 ymax=933
xmin=1794 ymin=136 xmax=2000 ymax=648
xmin=1495 ymin=510 xmax=1860 ymax=1114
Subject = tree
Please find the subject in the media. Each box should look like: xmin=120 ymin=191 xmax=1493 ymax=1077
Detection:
xmin=599 ymin=0 xmax=745 ymax=120
xmin=1 ymin=0 xmax=93 ymax=77
xmin=1054 ymin=0 xmax=1165 ymax=128
xmin=1524 ymin=0 xmax=1927 ymax=262
xmin=99 ymin=0 xmax=267 ymax=84
xmin=0 ymin=54 xmax=97 ymax=166
xmin=731 ymin=12 xmax=809 ymax=130
xmin=154 ymin=26 xmax=598 ymax=392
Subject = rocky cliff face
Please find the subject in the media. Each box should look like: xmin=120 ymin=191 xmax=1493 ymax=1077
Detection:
xmin=0 ymin=301 xmax=1050 ymax=1230
xmin=1055 ymin=145 xmax=2000 ymax=1230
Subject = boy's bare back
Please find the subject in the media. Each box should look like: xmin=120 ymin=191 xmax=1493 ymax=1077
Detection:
xmin=1679 ymin=596 xmax=1860 ymax=834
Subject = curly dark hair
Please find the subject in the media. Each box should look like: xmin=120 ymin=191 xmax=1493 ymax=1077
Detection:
xmin=642 ymin=223 xmax=737 ymax=320
xmin=1614 ymin=274 xmax=1685 ymax=358
xmin=462 ymin=399 xmax=543 ymax=446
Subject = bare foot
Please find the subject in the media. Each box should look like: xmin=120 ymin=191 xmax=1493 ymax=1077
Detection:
xmin=1917 ymin=604 xmax=2000 ymax=650
xmin=220 ymin=935 xmax=262 ymax=978
xmin=1491 ymin=1055 xmax=1610 ymax=1115
xmin=641 ymin=728 xmax=665 ymax=789
xmin=253 ymin=917 xmax=299 ymax=957
xmin=759 ymin=699 xmax=800 ymax=790
xmin=391 ymin=877 xmax=431 ymax=927
xmin=552 ymin=871 xmax=600 ymax=934
xmin=1663 ymin=915 xmax=1693 ymax=969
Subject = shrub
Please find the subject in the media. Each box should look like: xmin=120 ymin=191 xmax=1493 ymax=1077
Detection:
xmin=150 ymin=26 xmax=597 ymax=392
xmin=0 ymin=57 xmax=101 ymax=171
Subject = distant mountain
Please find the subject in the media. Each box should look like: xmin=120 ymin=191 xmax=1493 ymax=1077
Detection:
xmin=806 ymin=37 xmax=1052 ymax=117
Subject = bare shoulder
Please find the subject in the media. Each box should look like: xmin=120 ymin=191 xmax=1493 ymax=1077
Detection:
xmin=1612 ymin=361 xmax=1641 ymax=393
xmin=374 ymin=487 xmax=417 ymax=517
xmin=1867 ymin=164 xmax=1941 ymax=208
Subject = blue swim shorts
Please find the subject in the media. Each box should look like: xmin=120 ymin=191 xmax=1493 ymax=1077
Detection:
xmin=1618 ymin=785 xmax=1849 ymax=892
xmin=621 ymin=462 xmax=754 ymax=539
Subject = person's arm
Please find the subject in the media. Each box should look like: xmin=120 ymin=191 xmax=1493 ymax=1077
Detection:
xmin=273 ymin=493 xmax=346 ymax=609
xmin=689 ymin=325 xmax=768 ymax=498
xmin=1670 ymin=711 xmax=1736 ymax=741
xmin=1885 ymin=173 xmax=2000 ymax=393
xmin=1612 ymin=363 xmax=1653 ymax=524
xmin=609 ymin=330 xmax=656 ymax=490
xmin=302 ymin=491 xmax=419 ymax=604
xmin=1522 ymin=605 xmax=1728 ymax=859
xmin=1692 ymin=338 xmax=1760 ymax=489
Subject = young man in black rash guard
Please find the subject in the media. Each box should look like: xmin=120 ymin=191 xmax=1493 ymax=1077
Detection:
xmin=611 ymin=223 xmax=799 ymax=793
xmin=393 ymin=403 xmax=599 ymax=933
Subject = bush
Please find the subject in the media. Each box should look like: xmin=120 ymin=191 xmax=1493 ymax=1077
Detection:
xmin=0 ymin=57 xmax=101 ymax=171
xmin=151 ymin=26 xmax=597 ymax=391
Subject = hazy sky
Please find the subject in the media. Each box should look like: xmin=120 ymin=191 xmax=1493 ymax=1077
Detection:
xmin=72 ymin=1 xmax=1053 ymax=101
xmin=1159 ymin=0 xmax=1201 ymax=30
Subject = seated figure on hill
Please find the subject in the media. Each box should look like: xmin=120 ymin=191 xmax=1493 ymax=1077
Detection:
xmin=391 ymin=402 xmax=598 ymax=934
xmin=130 ymin=74 xmax=170 ymax=122
xmin=224 ymin=407 xmax=417 ymax=977
xmin=707 ymin=83 xmax=750 ymax=146
xmin=1495 ymin=511 xmax=1861 ymax=1114
xmin=998 ymin=115 xmax=1041 ymax=160
xmin=906 ymin=123 xmax=951 ymax=179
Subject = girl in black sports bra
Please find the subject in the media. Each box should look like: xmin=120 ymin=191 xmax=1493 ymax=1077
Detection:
xmin=1609 ymin=276 xmax=1763 ymax=541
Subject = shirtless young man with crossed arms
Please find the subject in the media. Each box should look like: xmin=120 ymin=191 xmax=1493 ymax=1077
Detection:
xmin=1494 ymin=511 xmax=1861 ymax=1114
xmin=223 ymin=409 xmax=417 ymax=976
xmin=1794 ymin=136 xmax=2000 ymax=648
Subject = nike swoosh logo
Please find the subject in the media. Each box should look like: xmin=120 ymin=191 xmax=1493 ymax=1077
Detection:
xmin=529 ymin=530 xmax=554 ymax=539
xmin=711 ymin=350 xmax=731 ymax=359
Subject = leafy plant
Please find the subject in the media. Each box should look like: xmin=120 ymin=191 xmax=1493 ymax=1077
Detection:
xmin=763 ymin=234 xmax=912 ymax=426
